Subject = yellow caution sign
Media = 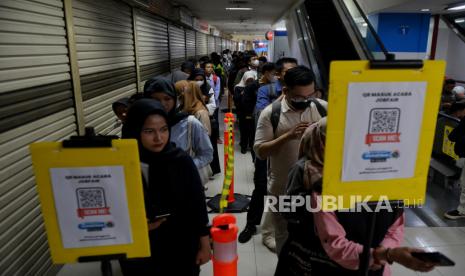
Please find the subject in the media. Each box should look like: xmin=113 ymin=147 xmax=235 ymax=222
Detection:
xmin=322 ymin=60 xmax=446 ymax=210
xmin=29 ymin=139 xmax=150 ymax=263
xmin=443 ymin=125 xmax=459 ymax=160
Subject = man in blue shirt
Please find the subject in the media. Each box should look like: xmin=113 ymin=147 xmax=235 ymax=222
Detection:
xmin=255 ymin=57 xmax=298 ymax=113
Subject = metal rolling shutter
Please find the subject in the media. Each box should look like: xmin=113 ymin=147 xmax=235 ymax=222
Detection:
xmin=0 ymin=0 xmax=76 ymax=274
xmin=73 ymin=0 xmax=137 ymax=136
xmin=207 ymin=35 xmax=215 ymax=55
xmin=196 ymin=32 xmax=207 ymax=58
xmin=186 ymin=29 xmax=196 ymax=59
xmin=222 ymin=38 xmax=227 ymax=52
xmin=215 ymin=36 xmax=222 ymax=53
xmin=169 ymin=24 xmax=186 ymax=71
xmin=135 ymin=9 xmax=169 ymax=85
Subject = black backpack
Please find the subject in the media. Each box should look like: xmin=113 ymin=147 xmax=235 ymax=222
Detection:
xmin=270 ymin=98 xmax=327 ymax=135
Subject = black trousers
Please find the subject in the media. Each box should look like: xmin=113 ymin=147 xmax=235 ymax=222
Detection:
xmin=239 ymin=113 xmax=255 ymax=151
xmin=246 ymin=157 xmax=268 ymax=226
xmin=210 ymin=108 xmax=221 ymax=175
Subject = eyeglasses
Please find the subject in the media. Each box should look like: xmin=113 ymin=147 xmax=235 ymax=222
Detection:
xmin=289 ymin=91 xmax=317 ymax=102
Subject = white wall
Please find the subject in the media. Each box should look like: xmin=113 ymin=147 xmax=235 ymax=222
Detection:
xmin=445 ymin=31 xmax=465 ymax=81
xmin=435 ymin=22 xmax=465 ymax=81
xmin=285 ymin=16 xmax=308 ymax=66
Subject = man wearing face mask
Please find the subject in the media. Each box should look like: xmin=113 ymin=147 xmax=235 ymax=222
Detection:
xmin=255 ymin=57 xmax=298 ymax=114
xmin=240 ymin=59 xmax=296 ymax=250
xmin=233 ymin=54 xmax=260 ymax=87
xmin=254 ymin=66 xmax=327 ymax=254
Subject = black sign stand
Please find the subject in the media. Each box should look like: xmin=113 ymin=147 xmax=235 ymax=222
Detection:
xmin=357 ymin=58 xmax=424 ymax=276
xmin=358 ymin=200 xmax=404 ymax=276
xmin=63 ymin=127 xmax=125 ymax=276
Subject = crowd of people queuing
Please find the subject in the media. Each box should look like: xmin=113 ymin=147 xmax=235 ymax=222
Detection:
xmin=110 ymin=50 xmax=441 ymax=275
xmin=439 ymin=78 xmax=465 ymax=221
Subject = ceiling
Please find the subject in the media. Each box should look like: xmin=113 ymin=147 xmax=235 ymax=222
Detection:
xmin=362 ymin=0 xmax=465 ymax=14
xmin=172 ymin=0 xmax=300 ymax=35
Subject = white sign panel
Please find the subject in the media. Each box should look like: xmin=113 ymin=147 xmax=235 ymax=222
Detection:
xmin=342 ymin=82 xmax=427 ymax=182
xmin=50 ymin=166 xmax=133 ymax=248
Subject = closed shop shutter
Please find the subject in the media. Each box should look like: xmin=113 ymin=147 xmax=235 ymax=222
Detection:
xmin=73 ymin=0 xmax=137 ymax=136
xmin=196 ymin=32 xmax=207 ymax=58
xmin=135 ymin=9 xmax=169 ymax=86
xmin=207 ymin=35 xmax=215 ymax=55
xmin=186 ymin=29 xmax=196 ymax=59
xmin=169 ymin=24 xmax=186 ymax=71
xmin=215 ymin=36 xmax=222 ymax=53
xmin=222 ymin=38 xmax=227 ymax=52
xmin=0 ymin=0 xmax=76 ymax=275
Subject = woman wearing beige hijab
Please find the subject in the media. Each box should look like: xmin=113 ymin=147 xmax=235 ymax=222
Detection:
xmin=175 ymin=80 xmax=211 ymax=135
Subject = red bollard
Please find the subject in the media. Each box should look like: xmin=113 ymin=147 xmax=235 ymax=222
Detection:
xmin=211 ymin=214 xmax=238 ymax=276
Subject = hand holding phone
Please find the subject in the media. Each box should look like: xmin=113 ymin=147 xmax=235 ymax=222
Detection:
xmin=411 ymin=252 xmax=455 ymax=266
xmin=147 ymin=213 xmax=170 ymax=231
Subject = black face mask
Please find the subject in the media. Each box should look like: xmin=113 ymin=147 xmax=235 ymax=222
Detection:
xmin=290 ymin=98 xmax=312 ymax=110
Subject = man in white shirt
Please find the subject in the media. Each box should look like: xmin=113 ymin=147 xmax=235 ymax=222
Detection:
xmin=254 ymin=66 xmax=327 ymax=254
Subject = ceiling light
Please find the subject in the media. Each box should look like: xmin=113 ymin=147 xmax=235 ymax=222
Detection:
xmin=446 ymin=3 xmax=465 ymax=11
xmin=456 ymin=18 xmax=465 ymax=23
xmin=362 ymin=23 xmax=368 ymax=27
xmin=420 ymin=8 xmax=430 ymax=12
xmin=226 ymin=7 xmax=253 ymax=11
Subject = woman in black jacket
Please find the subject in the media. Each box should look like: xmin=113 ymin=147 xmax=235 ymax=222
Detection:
xmin=120 ymin=99 xmax=211 ymax=275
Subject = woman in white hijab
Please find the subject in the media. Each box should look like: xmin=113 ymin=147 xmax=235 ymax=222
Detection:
xmin=233 ymin=70 xmax=258 ymax=153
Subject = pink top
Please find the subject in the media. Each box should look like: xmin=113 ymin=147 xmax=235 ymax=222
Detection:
xmin=312 ymin=193 xmax=404 ymax=276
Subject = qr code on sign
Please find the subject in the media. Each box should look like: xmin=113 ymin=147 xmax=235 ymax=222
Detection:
xmin=369 ymin=108 xmax=400 ymax=134
xmin=76 ymin=188 xmax=106 ymax=208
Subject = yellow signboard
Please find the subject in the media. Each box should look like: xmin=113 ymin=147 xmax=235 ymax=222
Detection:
xmin=443 ymin=125 xmax=459 ymax=160
xmin=29 ymin=139 xmax=150 ymax=263
xmin=322 ymin=60 xmax=445 ymax=210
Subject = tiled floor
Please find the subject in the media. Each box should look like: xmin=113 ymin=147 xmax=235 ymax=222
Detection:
xmin=58 ymin=101 xmax=465 ymax=276
xmin=58 ymin=135 xmax=465 ymax=276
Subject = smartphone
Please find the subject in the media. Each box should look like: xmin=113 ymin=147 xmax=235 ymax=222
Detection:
xmin=411 ymin=252 xmax=455 ymax=266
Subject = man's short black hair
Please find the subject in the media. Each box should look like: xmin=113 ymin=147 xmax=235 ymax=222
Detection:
xmin=445 ymin=79 xmax=456 ymax=85
xmin=261 ymin=62 xmax=276 ymax=74
xmin=199 ymin=56 xmax=210 ymax=63
xmin=181 ymin=61 xmax=194 ymax=73
xmin=258 ymin=56 xmax=267 ymax=63
xmin=276 ymin=57 xmax=298 ymax=72
xmin=283 ymin=66 xmax=315 ymax=89
xmin=245 ymin=54 xmax=257 ymax=63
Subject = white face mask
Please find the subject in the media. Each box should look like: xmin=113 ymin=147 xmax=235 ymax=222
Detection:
xmin=196 ymin=80 xmax=204 ymax=87
xmin=251 ymin=60 xmax=260 ymax=67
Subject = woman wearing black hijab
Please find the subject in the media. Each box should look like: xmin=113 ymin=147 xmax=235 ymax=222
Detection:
xmin=120 ymin=99 xmax=211 ymax=275
xmin=140 ymin=77 xmax=213 ymax=176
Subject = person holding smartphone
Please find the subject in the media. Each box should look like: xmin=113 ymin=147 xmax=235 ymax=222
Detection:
xmin=276 ymin=118 xmax=439 ymax=276
xmin=120 ymin=99 xmax=211 ymax=275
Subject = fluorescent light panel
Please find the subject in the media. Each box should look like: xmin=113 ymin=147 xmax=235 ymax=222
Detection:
xmin=456 ymin=18 xmax=465 ymax=23
xmin=226 ymin=7 xmax=253 ymax=10
xmin=447 ymin=4 xmax=465 ymax=11
xmin=420 ymin=8 xmax=430 ymax=12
